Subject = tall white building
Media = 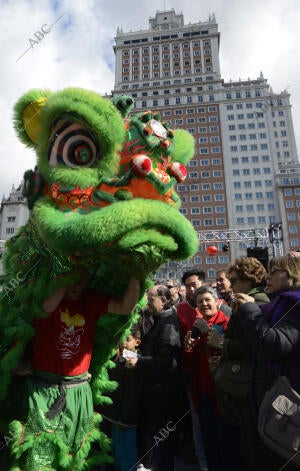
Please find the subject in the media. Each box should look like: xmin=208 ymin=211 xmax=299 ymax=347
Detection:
xmin=113 ymin=9 xmax=299 ymax=279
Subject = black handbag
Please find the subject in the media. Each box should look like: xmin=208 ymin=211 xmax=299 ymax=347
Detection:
xmin=213 ymin=357 xmax=253 ymax=401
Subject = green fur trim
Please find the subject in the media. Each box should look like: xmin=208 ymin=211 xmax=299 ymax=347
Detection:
xmin=33 ymin=198 xmax=198 ymax=260
xmin=172 ymin=129 xmax=195 ymax=164
xmin=8 ymin=413 xmax=111 ymax=471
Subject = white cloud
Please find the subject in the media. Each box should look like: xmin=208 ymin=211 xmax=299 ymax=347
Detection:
xmin=1 ymin=0 xmax=300 ymax=197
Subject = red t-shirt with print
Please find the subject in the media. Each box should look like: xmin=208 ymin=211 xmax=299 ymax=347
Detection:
xmin=32 ymin=289 xmax=110 ymax=376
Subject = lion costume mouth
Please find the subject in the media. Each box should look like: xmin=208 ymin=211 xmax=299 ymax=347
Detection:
xmin=33 ymin=197 xmax=198 ymax=279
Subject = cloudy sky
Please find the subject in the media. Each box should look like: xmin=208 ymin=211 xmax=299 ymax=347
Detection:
xmin=1 ymin=0 xmax=300 ymax=198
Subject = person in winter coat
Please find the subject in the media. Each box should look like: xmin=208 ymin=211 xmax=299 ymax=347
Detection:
xmin=234 ymin=254 xmax=300 ymax=470
xmin=210 ymin=257 xmax=270 ymax=470
xmin=126 ymin=284 xmax=182 ymax=471
xmin=184 ymin=286 xmax=241 ymax=471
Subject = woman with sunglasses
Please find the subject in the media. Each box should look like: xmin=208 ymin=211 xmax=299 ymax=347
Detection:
xmin=234 ymin=255 xmax=300 ymax=470
xmin=227 ymin=256 xmax=269 ymax=306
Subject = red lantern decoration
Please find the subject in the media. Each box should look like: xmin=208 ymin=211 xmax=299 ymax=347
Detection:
xmin=206 ymin=245 xmax=218 ymax=256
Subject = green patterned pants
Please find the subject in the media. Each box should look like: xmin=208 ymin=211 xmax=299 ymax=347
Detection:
xmin=7 ymin=373 xmax=105 ymax=470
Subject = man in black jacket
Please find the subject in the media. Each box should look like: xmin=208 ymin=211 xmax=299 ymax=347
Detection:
xmin=126 ymin=285 xmax=182 ymax=471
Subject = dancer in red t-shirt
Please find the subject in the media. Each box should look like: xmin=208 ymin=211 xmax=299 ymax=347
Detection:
xmin=9 ymin=275 xmax=140 ymax=471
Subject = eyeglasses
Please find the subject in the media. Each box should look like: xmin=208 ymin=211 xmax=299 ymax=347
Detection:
xmin=166 ymin=285 xmax=174 ymax=289
xmin=229 ymin=277 xmax=239 ymax=285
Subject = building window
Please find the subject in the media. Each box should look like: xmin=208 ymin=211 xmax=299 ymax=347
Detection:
xmin=190 ymin=195 xmax=200 ymax=202
xmin=192 ymin=220 xmax=201 ymax=227
xmin=216 ymin=218 xmax=226 ymax=225
xmin=190 ymin=184 xmax=199 ymax=191
xmin=202 ymin=195 xmax=212 ymax=202
xmin=177 ymin=185 xmax=187 ymax=192
xmin=204 ymin=219 xmax=213 ymax=226
xmin=215 ymin=206 xmax=225 ymax=213
xmin=189 ymin=160 xmax=198 ymax=167
xmin=214 ymin=183 xmax=223 ymax=189
xmin=203 ymin=207 xmax=212 ymax=214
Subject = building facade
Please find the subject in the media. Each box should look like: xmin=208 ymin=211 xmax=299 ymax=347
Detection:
xmin=0 ymin=182 xmax=29 ymax=275
xmin=113 ymin=9 xmax=299 ymax=279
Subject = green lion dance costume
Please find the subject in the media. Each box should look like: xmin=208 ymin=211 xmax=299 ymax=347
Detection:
xmin=0 ymin=88 xmax=198 ymax=470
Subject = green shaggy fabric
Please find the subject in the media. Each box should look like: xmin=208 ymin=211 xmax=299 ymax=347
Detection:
xmin=0 ymin=87 xmax=198 ymax=467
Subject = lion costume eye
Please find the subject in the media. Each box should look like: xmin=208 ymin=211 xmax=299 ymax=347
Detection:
xmin=48 ymin=119 xmax=99 ymax=168
xmin=149 ymin=119 xmax=167 ymax=139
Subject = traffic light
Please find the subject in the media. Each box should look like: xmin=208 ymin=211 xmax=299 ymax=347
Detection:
xmin=247 ymin=247 xmax=269 ymax=270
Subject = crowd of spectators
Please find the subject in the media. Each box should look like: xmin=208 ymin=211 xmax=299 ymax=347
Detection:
xmin=101 ymin=254 xmax=300 ymax=471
